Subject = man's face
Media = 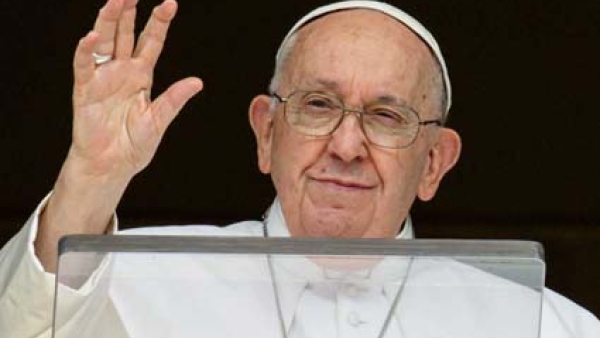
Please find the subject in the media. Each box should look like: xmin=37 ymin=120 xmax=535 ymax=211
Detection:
xmin=250 ymin=10 xmax=459 ymax=238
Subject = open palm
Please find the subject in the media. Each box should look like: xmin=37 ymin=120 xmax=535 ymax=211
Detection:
xmin=69 ymin=0 xmax=202 ymax=180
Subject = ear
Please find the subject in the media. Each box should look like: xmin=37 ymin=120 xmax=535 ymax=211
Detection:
xmin=417 ymin=128 xmax=462 ymax=201
xmin=249 ymin=94 xmax=275 ymax=174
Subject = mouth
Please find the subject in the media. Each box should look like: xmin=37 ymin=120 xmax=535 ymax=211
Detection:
xmin=310 ymin=176 xmax=375 ymax=191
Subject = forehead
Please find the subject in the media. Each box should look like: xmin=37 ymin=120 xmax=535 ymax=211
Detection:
xmin=284 ymin=9 xmax=437 ymax=104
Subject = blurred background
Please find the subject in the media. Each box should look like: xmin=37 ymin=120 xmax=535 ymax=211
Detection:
xmin=0 ymin=0 xmax=598 ymax=315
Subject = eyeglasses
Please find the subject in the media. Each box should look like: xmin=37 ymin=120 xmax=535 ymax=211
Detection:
xmin=272 ymin=90 xmax=443 ymax=149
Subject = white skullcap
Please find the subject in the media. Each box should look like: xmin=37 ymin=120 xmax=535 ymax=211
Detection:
xmin=276 ymin=0 xmax=452 ymax=115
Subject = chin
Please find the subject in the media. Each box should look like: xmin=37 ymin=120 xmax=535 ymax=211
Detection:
xmin=300 ymin=213 xmax=367 ymax=239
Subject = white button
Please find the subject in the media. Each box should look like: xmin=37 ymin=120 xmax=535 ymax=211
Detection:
xmin=347 ymin=311 xmax=365 ymax=327
xmin=345 ymin=284 xmax=359 ymax=297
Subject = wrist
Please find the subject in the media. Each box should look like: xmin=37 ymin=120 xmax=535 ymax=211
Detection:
xmin=47 ymin=153 xmax=132 ymax=234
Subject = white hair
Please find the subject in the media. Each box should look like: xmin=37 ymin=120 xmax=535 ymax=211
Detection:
xmin=268 ymin=32 xmax=298 ymax=96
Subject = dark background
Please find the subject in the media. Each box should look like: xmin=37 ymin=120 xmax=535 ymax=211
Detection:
xmin=1 ymin=0 xmax=598 ymax=315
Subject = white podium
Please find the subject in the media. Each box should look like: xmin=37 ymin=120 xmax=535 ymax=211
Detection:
xmin=52 ymin=236 xmax=545 ymax=338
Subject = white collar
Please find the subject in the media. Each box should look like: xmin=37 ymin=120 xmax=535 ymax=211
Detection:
xmin=263 ymin=198 xmax=415 ymax=332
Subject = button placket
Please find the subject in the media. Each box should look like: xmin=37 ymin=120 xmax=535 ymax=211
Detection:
xmin=337 ymin=283 xmax=371 ymax=338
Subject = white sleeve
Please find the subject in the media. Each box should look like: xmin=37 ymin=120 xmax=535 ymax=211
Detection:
xmin=0 ymin=194 xmax=118 ymax=338
xmin=541 ymin=288 xmax=600 ymax=338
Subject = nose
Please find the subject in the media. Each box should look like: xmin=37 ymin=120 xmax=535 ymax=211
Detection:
xmin=326 ymin=112 xmax=369 ymax=163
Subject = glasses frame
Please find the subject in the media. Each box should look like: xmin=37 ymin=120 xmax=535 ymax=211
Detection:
xmin=272 ymin=90 xmax=443 ymax=149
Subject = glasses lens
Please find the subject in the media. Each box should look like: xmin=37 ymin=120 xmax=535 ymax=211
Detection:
xmin=280 ymin=91 xmax=423 ymax=149
xmin=285 ymin=92 xmax=342 ymax=136
xmin=362 ymin=105 xmax=419 ymax=148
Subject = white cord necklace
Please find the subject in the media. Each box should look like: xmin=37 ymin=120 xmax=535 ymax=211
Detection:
xmin=262 ymin=222 xmax=412 ymax=338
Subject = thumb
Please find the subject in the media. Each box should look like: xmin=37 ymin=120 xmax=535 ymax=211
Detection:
xmin=150 ymin=77 xmax=204 ymax=133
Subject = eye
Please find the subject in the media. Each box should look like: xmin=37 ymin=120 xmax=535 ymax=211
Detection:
xmin=368 ymin=107 xmax=410 ymax=127
xmin=374 ymin=109 xmax=399 ymax=120
xmin=302 ymin=94 xmax=336 ymax=110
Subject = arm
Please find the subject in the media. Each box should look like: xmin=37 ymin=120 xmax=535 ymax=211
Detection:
xmin=34 ymin=0 xmax=203 ymax=273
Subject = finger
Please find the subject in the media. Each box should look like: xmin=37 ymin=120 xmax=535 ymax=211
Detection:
xmin=149 ymin=77 xmax=203 ymax=132
xmin=92 ymin=0 xmax=125 ymax=56
xmin=114 ymin=0 xmax=138 ymax=59
xmin=133 ymin=0 xmax=178 ymax=68
xmin=73 ymin=31 xmax=100 ymax=86
xmin=123 ymin=0 xmax=138 ymax=8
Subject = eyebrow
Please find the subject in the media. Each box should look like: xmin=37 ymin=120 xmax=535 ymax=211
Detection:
xmin=302 ymin=78 xmax=411 ymax=107
xmin=305 ymin=78 xmax=339 ymax=90
xmin=375 ymin=94 xmax=408 ymax=106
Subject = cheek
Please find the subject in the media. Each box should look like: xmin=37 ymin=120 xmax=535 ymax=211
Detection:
xmin=374 ymin=148 xmax=428 ymax=204
xmin=269 ymin=122 xmax=323 ymax=194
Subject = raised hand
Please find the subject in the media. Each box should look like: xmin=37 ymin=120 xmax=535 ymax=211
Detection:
xmin=71 ymin=0 xmax=202 ymax=178
xmin=35 ymin=0 xmax=203 ymax=272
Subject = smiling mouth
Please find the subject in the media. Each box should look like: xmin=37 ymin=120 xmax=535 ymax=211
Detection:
xmin=311 ymin=177 xmax=375 ymax=191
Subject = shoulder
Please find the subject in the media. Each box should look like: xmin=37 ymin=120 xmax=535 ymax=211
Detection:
xmin=116 ymin=220 xmax=264 ymax=237
xmin=541 ymin=288 xmax=600 ymax=338
xmin=409 ymin=259 xmax=600 ymax=338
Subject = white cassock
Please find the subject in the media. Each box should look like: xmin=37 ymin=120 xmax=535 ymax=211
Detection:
xmin=0 ymin=197 xmax=599 ymax=338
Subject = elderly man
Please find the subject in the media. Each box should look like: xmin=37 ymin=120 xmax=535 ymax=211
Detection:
xmin=0 ymin=0 xmax=598 ymax=337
